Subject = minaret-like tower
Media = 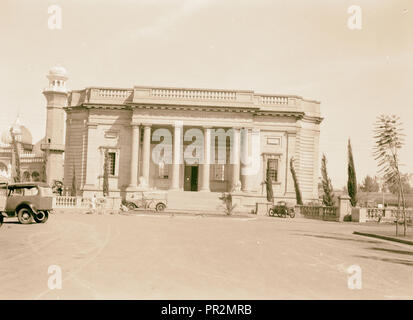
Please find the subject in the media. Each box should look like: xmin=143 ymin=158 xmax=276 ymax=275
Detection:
xmin=41 ymin=66 xmax=68 ymax=185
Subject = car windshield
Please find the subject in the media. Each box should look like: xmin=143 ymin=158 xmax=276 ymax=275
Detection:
xmin=39 ymin=187 xmax=53 ymax=196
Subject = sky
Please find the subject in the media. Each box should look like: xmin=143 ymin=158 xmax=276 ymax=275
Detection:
xmin=0 ymin=0 xmax=412 ymax=188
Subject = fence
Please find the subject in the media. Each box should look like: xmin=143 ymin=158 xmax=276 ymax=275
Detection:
xmin=53 ymin=196 xmax=121 ymax=211
xmin=53 ymin=196 xmax=91 ymax=209
xmin=299 ymin=205 xmax=339 ymax=222
xmin=365 ymin=207 xmax=413 ymax=223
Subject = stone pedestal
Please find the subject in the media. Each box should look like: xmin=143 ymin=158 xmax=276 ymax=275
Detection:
xmin=338 ymin=195 xmax=352 ymax=222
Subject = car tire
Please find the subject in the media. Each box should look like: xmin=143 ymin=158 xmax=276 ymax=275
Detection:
xmin=17 ymin=207 xmax=33 ymax=224
xmin=126 ymin=202 xmax=137 ymax=211
xmin=268 ymin=208 xmax=275 ymax=217
xmin=0 ymin=216 xmax=3 ymax=228
xmin=33 ymin=211 xmax=49 ymax=223
xmin=155 ymin=203 xmax=166 ymax=212
xmin=289 ymin=211 xmax=295 ymax=219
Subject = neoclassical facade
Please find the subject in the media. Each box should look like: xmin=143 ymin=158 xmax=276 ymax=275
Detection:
xmin=58 ymin=78 xmax=322 ymax=204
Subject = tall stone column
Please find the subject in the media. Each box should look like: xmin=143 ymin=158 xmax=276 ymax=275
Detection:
xmin=231 ymin=127 xmax=241 ymax=191
xmin=240 ymin=127 xmax=250 ymax=192
xmin=140 ymin=124 xmax=151 ymax=188
xmin=171 ymin=123 xmax=182 ymax=190
xmin=127 ymin=124 xmax=140 ymax=190
xmin=200 ymin=127 xmax=211 ymax=192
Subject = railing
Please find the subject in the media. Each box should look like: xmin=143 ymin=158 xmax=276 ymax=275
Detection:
xmin=98 ymin=89 xmax=132 ymax=98
xmin=390 ymin=208 xmax=413 ymax=222
xmin=322 ymin=206 xmax=339 ymax=221
xmin=151 ymin=88 xmax=237 ymax=101
xmin=261 ymin=95 xmax=289 ymax=105
xmin=53 ymin=196 xmax=91 ymax=208
xmin=53 ymin=196 xmax=120 ymax=210
xmin=367 ymin=208 xmax=385 ymax=221
xmin=299 ymin=205 xmax=339 ymax=221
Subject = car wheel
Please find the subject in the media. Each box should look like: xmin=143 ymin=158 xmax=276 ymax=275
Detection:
xmin=289 ymin=211 xmax=295 ymax=219
xmin=17 ymin=208 xmax=33 ymax=224
xmin=268 ymin=208 xmax=275 ymax=217
xmin=33 ymin=211 xmax=49 ymax=223
xmin=126 ymin=202 xmax=137 ymax=211
xmin=0 ymin=216 xmax=3 ymax=228
xmin=155 ymin=203 xmax=166 ymax=212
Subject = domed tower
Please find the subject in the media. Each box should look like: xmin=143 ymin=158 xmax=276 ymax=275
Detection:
xmin=41 ymin=66 xmax=68 ymax=185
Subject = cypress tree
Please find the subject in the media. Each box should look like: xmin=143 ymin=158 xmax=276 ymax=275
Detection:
xmin=290 ymin=157 xmax=303 ymax=205
xmin=321 ymin=154 xmax=335 ymax=206
xmin=347 ymin=139 xmax=357 ymax=206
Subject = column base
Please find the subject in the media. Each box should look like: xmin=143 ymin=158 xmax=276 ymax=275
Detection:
xmin=199 ymin=188 xmax=210 ymax=192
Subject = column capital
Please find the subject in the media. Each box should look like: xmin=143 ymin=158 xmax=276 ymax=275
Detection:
xmin=141 ymin=123 xmax=153 ymax=128
xmin=202 ymin=125 xmax=213 ymax=129
xmin=130 ymin=122 xmax=141 ymax=128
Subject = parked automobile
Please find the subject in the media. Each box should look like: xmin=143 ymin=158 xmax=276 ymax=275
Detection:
xmin=124 ymin=191 xmax=167 ymax=212
xmin=268 ymin=200 xmax=295 ymax=218
xmin=0 ymin=182 xmax=53 ymax=225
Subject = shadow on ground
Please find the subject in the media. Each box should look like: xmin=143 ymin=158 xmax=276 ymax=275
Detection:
xmin=368 ymin=247 xmax=413 ymax=256
xmin=293 ymin=233 xmax=381 ymax=244
xmin=354 ymin=255 xmax=413 ymax=267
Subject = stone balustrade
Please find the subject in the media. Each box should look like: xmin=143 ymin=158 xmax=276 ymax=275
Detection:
xmin=151 ymin=88 xmax=237 ymax=101
xmin=69 ymin=86 xmax=316 ymax=112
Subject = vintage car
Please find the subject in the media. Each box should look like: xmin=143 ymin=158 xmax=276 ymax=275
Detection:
xmin=268 ymin=200 xmax=295 ymax=218
xmin=0 ymin=182 xmax=53 ymax=225
xmin=124 ymin=191 xmax=167 ymax=212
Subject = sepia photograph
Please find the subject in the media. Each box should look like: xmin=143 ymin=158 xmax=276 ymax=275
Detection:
xmin=0 ymin=0 xmax=412 ymax=309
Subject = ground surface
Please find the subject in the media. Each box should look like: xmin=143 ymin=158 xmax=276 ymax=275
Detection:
xmin=0 ymin=212 xmax=412 ymax=300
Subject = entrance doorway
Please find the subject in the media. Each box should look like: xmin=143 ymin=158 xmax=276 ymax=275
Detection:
xmin=184 ymin=165 xmax=199 ymax=191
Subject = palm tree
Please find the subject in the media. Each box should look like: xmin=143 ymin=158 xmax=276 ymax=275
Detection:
xmin=373 ymin=115 xmax=407 ymax=236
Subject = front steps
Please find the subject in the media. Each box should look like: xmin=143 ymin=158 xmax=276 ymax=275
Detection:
xmin=166 ymin=190 xmax=224 ymax=213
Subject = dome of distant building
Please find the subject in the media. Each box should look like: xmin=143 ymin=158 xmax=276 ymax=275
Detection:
xmin=0 ymin=120 xmax=33 ymax=146
xmin=49 ymin=65 xmax=67 ymax=77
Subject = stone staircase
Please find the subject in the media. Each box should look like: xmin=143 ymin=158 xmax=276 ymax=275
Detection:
xmin=166 ymin=191 xmax=224 ymax=213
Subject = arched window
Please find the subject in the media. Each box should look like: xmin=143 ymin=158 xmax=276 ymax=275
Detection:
xmin=32 ymin=171 xmax=40 ymax=182
xmin=23 ymin=171 xmax=31 ymax=182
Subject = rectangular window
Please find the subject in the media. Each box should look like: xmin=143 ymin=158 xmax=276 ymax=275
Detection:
xmin=267 ymin=159 xmax=278 ymax=182
xmin=107 ymin=152 xmax=116 ymax=175
xmin=214 ymin=164 xmax=225 ymax=181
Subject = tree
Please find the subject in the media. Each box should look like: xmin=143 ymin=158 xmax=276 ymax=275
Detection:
xmin=265 ymin=168 xmax=274 ymax=203
xmin=321 ymin=154 xmax=335 ymax=206
xmin=359 ymin=175 xmax=380 ymax=192
xmin=103 ymin=150 xmax=109 ymax=197
xmin=290 ymin=157 xmax=303 ymax=205
xmin=347 ymin=139 xmax=357 ymax=206
xmin=373 ymin=115 xmax=407 ymax=236
xmin=10 ymin=128 xmax=21 ymax=182
xmin=385 ymin=173 xmax=412 ymax=195
xmin=71 ymin=164 xmax=77 ymax=197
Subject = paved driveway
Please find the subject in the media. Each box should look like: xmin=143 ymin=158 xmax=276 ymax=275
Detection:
xmin=0 ymin=212 xmax=412 ymax=299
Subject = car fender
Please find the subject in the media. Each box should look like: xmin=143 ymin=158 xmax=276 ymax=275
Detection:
xmin=15 ymin=202 xmax=38 ymax=216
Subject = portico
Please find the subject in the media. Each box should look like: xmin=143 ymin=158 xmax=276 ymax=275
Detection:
xmin=125 ymin=122 xmax=246 ymax=193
